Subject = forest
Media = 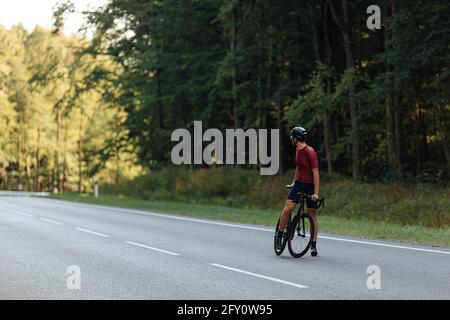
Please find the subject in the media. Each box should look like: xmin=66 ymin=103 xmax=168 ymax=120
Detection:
xmin=0 ymin=0 xmax=448 ymax=193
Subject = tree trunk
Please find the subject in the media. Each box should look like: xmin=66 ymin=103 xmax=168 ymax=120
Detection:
xmin=25 ymin=147 xmax=31 ymax=191
xmin=156 ymin=67 xmax=164 ymax=158
xmin=277 ymin=84 xmax=284 ymax=174
xmin=442 ymin=140 xmax=450 ymax=173
xmin=415 ymin=101 xmax=421 ymax=174
xmin=264 ymin=38 xmax=273 ymax=129
xmin=384 ymin=3 xmax=397 ymax=177
xmin=328 ymin=0 xmax=360 ymax=180
xmin=78 ymin=112 xmax=84 ymax=193
xmin=62 ymin=122 xmax=68 ymax=194
xmin=150 ymin=4 xmax=164 ymax=162
xmin=323 ymin=3 xmax=334 ymax=174
xmin=435 ymin=104 xmax=450 ymax=173
xmin=35 ymin=127 xmax=40 ymax=191
xmin=386 ymin=92 xmax=397 ymax=172
xmin=17 ymin=134 xmax=21 ymax=190
xmin=231 ymin=8 xmax=238 ymax=129
xmin=55 ymin=108 xmax=61 ymax=193
xmin=310 ymin=4 xmax=333 ymax=174
xmin=391 ymin=0 xmax=402 ymax=177
xmin=310 ymin=12 xmax=321 ymax=62
xmin=420 ymin=110 xmax=428 ymax=163
xmin=324 ymin=80 xmax=333 ymax=174
xmin=394 ymin=94 xmax=403 ymax=175
xmin=1 ymin=164 xmax=7 ymax=190
xmin=257 ymin=25 xmax=263 ymax=127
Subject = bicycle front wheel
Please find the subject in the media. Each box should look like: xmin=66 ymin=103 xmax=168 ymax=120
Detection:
xmin=287 ymin=213 xmax=315 ymax=258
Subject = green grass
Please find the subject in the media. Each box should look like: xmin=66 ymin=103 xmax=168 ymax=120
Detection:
xmin=99 ymin=167 xmax=450 ymax=229
xmin=51 ymin=193 xmax=450 ymax=248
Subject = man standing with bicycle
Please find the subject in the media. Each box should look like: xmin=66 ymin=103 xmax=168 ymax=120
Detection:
xmin=275 ymin=126 xmax=320 ymax=256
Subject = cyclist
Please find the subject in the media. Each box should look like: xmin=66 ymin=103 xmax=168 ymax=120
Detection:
xmin=275 ymin=126 xmax=320 ymax=256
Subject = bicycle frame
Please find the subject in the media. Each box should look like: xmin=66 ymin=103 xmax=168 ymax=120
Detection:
xmin=290 ymin=191 xmax=321 ymax=238
xmin=291 ymin=198 xmax=307 ymax=236
xmin=291 ymin=191 xmax=309 ymax=221
xmin=274 ymin=189 xmax=323 ymax=258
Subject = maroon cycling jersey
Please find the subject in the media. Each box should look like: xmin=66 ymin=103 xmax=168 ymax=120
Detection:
xmin=295 ymin=145 xmax=318 ymax=184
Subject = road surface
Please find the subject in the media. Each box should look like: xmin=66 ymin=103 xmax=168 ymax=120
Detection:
xmin=0 ymin=196 xmax=449 ymax=299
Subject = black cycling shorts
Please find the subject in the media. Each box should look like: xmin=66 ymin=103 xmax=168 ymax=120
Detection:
xmin=287 ymin=181 xmax=315 ymax=208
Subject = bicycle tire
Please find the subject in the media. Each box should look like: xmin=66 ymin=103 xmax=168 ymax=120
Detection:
xmin=287 ymin=213 xmax=315 ymax=258
xmin=274 ymin=215 xmax=290 ymax=256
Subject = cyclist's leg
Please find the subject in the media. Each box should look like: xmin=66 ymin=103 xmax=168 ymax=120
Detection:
xmin=278 ymin=199 xmax=296 ymax=232
xmin=308 ymin=207 xmax=319 ymax=256
xmin=307 ymin=208 xmax=318 ymax=241
xmin=278 ymin=181 xmax=301 ymax=231
xmin=303 ymin=183 xmax=318 ymax=241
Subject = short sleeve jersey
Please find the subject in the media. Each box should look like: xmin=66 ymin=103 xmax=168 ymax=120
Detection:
xmin=295 ymin=145 xmax=318 ymax=184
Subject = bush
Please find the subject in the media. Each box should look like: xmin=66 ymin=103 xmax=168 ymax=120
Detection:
xmin=99 ymin=166 xmax=450 ymax=229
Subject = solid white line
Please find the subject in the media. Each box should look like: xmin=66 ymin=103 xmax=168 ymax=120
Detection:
xmin=74 ymin=227 xmax=110 ymax=238
xmin=39 ymin=218 xmax=64 ymax=226
xmin=317 ymin=235 xmax=450 ymax=255
xmin=210 ymin=263 xmax=308 ymax=289
xmin=45 ymin=200 xmax=450 ymax=256
xmin=125 ymin=241 xmax=180 ymax=256
xmin=0 ymin=207 xmax=35 ymax=218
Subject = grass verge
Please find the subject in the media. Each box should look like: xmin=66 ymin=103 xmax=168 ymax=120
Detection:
xmin=51 ymin=193 xmax=450 ymax=248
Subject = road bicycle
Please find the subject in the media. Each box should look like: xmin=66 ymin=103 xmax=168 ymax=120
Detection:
xmin=274 ymin=189 xmax=325 ymax=258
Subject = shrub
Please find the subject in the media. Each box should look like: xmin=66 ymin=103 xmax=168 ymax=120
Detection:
xmin=98 ymin=166 xmax=450 ymax=229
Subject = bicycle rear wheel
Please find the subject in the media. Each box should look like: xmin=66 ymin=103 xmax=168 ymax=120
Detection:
xmin=287 ymin=213 xmax=315 ymax=258
xmin=274 ymin=215 xmax=291 ymax=255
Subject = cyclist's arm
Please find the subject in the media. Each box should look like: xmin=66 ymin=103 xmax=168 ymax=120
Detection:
xmin=310 ymin=149 xmax=319 ymax=197
xmin=293 ymin=167 xmax=298 ymax=184
xmin=312 ymin=168 xmax=319 ymax=196
xmin=287 ymin=168 xmax=297 ymax=188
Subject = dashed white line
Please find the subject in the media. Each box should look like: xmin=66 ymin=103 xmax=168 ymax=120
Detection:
xmin=125 ymin=241 xmax=180 ymax=256
xmin=1 ymin=207 xmax=35 ymax=218
xmin=74 ymin=227 xmax=110 ymax=238
xmin=210 ymin=263 xmax=309 ymax=289
xmin=46 ymin=201 xmax=272 ymax=231
xmin=38 ymin=200 xmax=450 ymax=256
xmin=39 ymin=218 xmax=64 ymax=226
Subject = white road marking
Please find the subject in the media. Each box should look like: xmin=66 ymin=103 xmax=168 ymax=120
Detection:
xmin=47 ymin=201 xmax=275 ymax=231
xmin=38 ymin=200 xmax=450 ymax=256
xmin=0 ymin=207 xmax=35 ymax=218
xmin=125 ymin=241 xmax=180 ymax=256
xmin=74 ymin=227 xmax=110 ymax=238
xmin=210 ymin=263 xmax=308 ymax=289
xmin=39 ymin=218 xmax=64 ymax=226
xmin=317 ymin=235 xmax=450 ymax=255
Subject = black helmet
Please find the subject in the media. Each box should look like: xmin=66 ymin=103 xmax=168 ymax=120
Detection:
xmin=290 ymin=126 xmax=307 ymax=139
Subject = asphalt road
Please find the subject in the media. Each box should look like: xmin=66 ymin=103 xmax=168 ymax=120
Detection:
xmin=0 ymin=196 xmax=449 ymax=300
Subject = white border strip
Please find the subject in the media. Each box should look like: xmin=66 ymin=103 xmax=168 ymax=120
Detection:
xmin=0 ymin=191 xmax=49 ymax=197
xmin=210 ymin=263 xmax=308 ymax=289
xmin=318 ymin=235 xmax=450 ymax=255
xmin=34 ymin=199 xmax=450 ymax=256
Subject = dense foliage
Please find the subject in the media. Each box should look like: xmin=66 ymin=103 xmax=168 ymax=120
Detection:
xmin=0 ymin=0 xmax=448 ymax=193
xmin=0 ymin=25 xmax=142 ymax=192
xmin=79 ymin=0 xmax=449 ymax=183
xmin=99 ymin=166 xmax=450 ymax=229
